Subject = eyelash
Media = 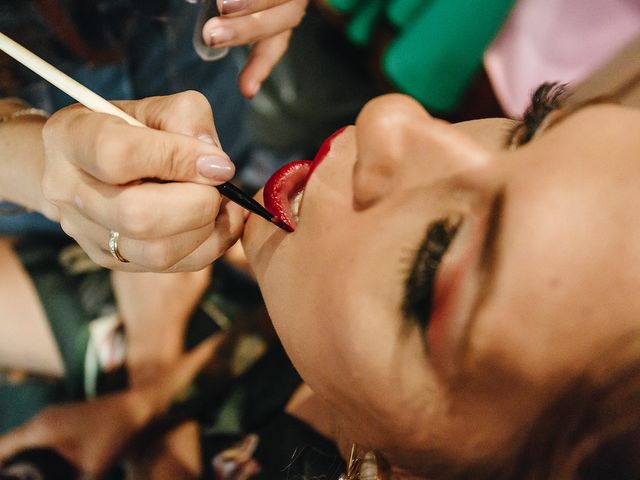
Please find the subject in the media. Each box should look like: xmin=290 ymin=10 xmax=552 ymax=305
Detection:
xmin=507 ymin=82 xmax=567 ymax=147
xmin=402 ymin=218 xmax=461 ymax=329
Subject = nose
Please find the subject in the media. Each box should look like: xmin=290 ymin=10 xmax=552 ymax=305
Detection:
xmin=353 ymin=94 xmax=490 ymax=208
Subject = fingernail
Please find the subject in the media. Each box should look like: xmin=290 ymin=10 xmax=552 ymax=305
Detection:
xmin=221 ymin=0 xmax=248 ymax=15
xmin=209 ymin=27 xmax=234 ymax=45
xmin=197 ymin=155 xmax=235 ymax=181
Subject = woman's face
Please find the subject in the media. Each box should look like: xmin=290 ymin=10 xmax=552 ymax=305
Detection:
xmin=242 ymin=94 xmax=640 ymax=473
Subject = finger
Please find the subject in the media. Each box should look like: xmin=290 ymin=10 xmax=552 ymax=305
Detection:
xmin=59 ymin=200 xmax=244 ymax=272
xmin=216 ymin=0 xmax=295 ymax=16
xmin=167 ymin=200 xmax=247 ymax=271
xmin=238 ymin=31 xmax=292 ymax=98
xmin=203 ymin=0 xmax=306 ymax=48
xmin=62 ymin=111 xmax=234 ymax=185
xmin=114 ymin=91 xmax=222 ymax=147
xmin=56 ymin=208 xmax=146 ymax=271
xmin=119 ymin=223 xmax=219 ymax=272
xmin=74 ymin=174 xmax=223 ymax=240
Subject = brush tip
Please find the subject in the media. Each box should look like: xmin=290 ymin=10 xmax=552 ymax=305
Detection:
xmin=271 ymin=217 xmax=295 ymax=232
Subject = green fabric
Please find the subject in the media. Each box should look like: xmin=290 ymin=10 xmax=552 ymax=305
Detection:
xmin=345 ymin=0 xmax=385 ymax=46
xmin=15 ymin=239 xmax=90 ymax=399
xmin=328 ymin=0 xmax=360 ymax=13
xmin=0 ymin=380 xmax=65 ymax=433
xmin=386 ymin=0 xmax=432 ymax=29
xmin=0 ymin=239 xmax=91 ymax=434
xmin=325 ymin=0 xmax=517 ymax=112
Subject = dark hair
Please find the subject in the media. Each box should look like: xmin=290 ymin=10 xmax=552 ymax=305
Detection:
xmin=493 ymin=336 xmax=640 ymax=480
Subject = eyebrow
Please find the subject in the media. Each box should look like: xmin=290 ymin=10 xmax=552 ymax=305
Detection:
xmin=455 ymin=188 xmax=506 ymax=368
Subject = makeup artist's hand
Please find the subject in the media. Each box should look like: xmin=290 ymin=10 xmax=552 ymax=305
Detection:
xmin=40 ymin=91 xmax=247 ymax=272
xmin=203 ymin=0 xmax=309 ymax=98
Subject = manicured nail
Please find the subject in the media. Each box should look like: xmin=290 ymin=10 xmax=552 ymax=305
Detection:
xmin=197 ymin=155 xmax=235 ymax=181
xmin=221 ymin=0 xmax=248 ymax=15
xmin=209 ymin=27 xmax=234 ymax=45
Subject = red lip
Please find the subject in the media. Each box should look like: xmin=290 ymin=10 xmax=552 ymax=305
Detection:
xmin=264 ymin=160 xmax=311 ymax=232
xmin=308 ymin=126 xmax=348 ymax=177
xmin=263 ymin=127 xmax=348 ymax=232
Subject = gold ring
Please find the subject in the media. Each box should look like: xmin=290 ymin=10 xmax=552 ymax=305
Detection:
xmin=108 ymin=230 xmax=129 ymax=263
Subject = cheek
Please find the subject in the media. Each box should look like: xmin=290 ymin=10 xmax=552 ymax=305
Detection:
xmin=257 ymin=222 xmax=399 ymax=384
xmin=255 ymin=225 xmax=347 ymax=365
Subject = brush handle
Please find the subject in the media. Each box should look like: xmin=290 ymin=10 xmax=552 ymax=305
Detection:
xmin=0 ymin=31 xmax=144 ymax=127
xmin=0 ymin=32 xmax=283 ymax=227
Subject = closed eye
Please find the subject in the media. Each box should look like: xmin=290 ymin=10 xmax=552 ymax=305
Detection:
xmin=402 ymin=217 xmax=461 ymax=330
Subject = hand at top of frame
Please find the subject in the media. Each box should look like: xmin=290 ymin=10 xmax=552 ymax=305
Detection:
xmin=41 ymin=91 xmax=247 ymax=272
xmin=203 ymin=0 xmax=309 ymax=98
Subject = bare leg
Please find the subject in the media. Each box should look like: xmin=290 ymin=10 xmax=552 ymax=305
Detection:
xmin=111 ymin=267 xmax=211 ymax=385
xmin=0 ymin=238 xmax=64 ymax=378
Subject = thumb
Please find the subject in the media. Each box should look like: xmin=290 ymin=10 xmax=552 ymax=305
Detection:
xmin=78 ymin=118 xmax=235 ymax=186
xmin=85 ymin=92 xmax=236 ymax=185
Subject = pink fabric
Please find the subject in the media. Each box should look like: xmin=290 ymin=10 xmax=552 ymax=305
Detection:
xmin=484 ymin=0 xmax=640 ymax=118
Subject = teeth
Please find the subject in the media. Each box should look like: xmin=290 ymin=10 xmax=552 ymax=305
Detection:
xmin=291 ymin=190 xmax=304 ymax=221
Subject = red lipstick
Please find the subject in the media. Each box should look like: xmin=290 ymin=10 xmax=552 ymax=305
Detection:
xmin=264 ymin=160 xmax=311 ymax=232
xmin=308 ymin=126 xmax=347 ymax=177
xmin=263 ymin=126 xmax=348 ymax=232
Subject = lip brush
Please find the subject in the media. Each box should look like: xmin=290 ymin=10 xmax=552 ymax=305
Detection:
xmin=216 ymin=182 xmax=274 ymax=222
xmin=0 ymin=31 xmax=286 ymax=231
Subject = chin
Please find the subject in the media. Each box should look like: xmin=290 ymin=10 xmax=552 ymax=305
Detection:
xmin=240 ymin=190 xmax=266 ymax=270
xmin=241 ymin=189 xmax=285 ymax=282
